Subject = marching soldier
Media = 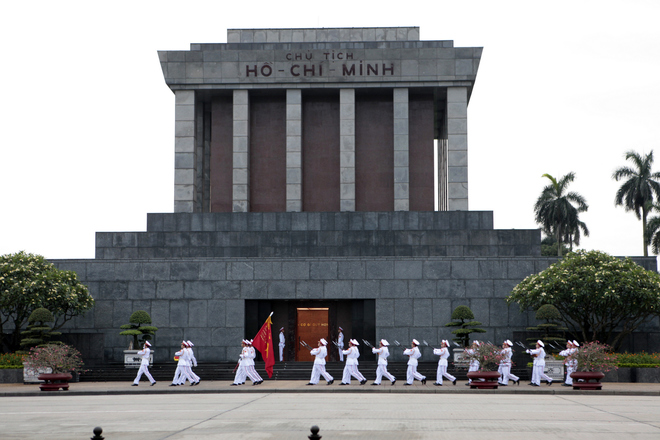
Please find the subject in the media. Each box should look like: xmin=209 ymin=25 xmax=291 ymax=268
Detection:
xmin=498 ymin=340 xmax=519 ymax=386
xmin=465 ymin=340 xmax=481 ymax=385
xmin=403 ymin=339 xmax=426 ymax=385
xmin=185 ymin=340 xmax=200 ymax=386
xmin=371 ymin=339 xmax=396 ymax=385
xmin=527 ymin=340 xmax=553 ymax=386
xmin=432 ymin=340 xmax=456 ymax=386
xmin=340 ymin=339 xmax=367 ymax=385
xmin=307 ymin=338 xmax=334 ymax=385
xmin=131 ymin=341 xmax=156 ymax=386
xmin=230 ymin=340 xmax=249 ymax=386
xmin=171 ymin=341 xmax=194 ymax=386
xmin=559 ymin=340 xmax=578 ymax=386
xmin=245 ymin=339 xmax=263 ymax=385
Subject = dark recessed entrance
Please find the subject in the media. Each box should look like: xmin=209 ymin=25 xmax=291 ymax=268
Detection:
xmin=245 ymin=299 xmax=375 ymax=362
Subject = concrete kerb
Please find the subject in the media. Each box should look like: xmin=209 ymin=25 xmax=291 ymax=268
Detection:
xmin=1 ymin=380 xmax=658 ymax=397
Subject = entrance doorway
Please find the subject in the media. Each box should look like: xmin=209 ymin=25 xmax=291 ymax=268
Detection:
xmin=296 ymin=308 xmax=329 ymax=361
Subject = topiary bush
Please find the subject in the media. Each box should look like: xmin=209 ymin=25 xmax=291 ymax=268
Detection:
xmin=19 ymin=308 xmax=62 ymax=351
xmin=119 ymin=310 xmax=158 ymax=349
xmin=445 ymin=305 xmax=486 ymax=348
xmin=525 ymin=304 xmax=567 ymax=353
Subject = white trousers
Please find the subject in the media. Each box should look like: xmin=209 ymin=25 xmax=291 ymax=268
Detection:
xmin=467 ymin=364 xmax=480 ymax=383
xmin=309 ymin=364 xmax=333 ymax=384
xmin=435 ymin=364 xmax=455 ymax=384
xmin=565 ymin=362 xmax=576 ymax=385
xmin=183 ymin=366 xmax=200 ymax=384
xmin=531 ymin=364 xmax=552 ymax=385
xmin=133 ymin=363 xmax=155 ymax=384
xmin=338 ymin=346 xmax=344 ymax=361
xmin=233 ymin=365 xmax=247 ymax=384
xmin=406 ymin=364 xmax=425 ymax=384
xmin=342 ymin=364 xmax=366 ymax=384
xmin=374 ymin=364 xmax=395 ymax=384
xmin=245 ymin=365 xmax=262 ymax=382
xmin=498 ymin=363 xmax=519 ymax=384
xmin=279 ymin=345 xmax=284 ymax=362
xmin=173 ymin=365 xmax=194 ymax=385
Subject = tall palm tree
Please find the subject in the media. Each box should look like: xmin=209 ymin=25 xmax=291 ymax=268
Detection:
xmin=613 ymin=150 xmax=660 ymax=257
xmin=534 ymin=173 xmax=589 ymax=257
xmin=644 ymin=203 xmax=660 ymax=255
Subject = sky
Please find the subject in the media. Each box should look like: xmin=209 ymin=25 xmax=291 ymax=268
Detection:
xmin=1 ymin=0 xmax=660 ymax=261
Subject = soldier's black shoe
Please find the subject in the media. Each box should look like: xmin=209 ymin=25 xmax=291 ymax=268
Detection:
xmin=151 ymin=382 xmax=156 ymax=386
xmin=371 ymin=383 xmax=379 ymax=385
xmin=452 ymin=379 xmax=457 ymax=385
xmin=131 ymin=384 xmax=138 ymax=386
xmin=434 ymin=382 xmax=442 ymax=386
xmin=500 ymin=384 xmax=508 ymax=386
xmin=515 ymin=379 xmax=520 ymax=385
xmin=360 ymin=379 xmax=367 ymax=385
xmin=306 ymin=383 xmax=314 ymax=386
xmin=547 ymin=380 xmax=553 ymax=386
xmin=327 ymin=379 xmax=334 ymax=385
xmin=339 ymin=383 xmax=348 ymax=385
xmin=531 ymin=383 xmax=540 ymax=387
xmin=230 ymin=383 xmax=238 ymax=386
xmin=561 ymin=383 xmax=571 ymax=387
xmin=404 ymin=383 xmax=412 ymax=386
xmin=421 ymin=378 xmax=426 ymax=385
xmin=391 ymin=379 xmax=396 ymax=385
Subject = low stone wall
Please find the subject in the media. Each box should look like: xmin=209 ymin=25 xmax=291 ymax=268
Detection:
xmin=602 ymin=367 xmax=660 ymax=383
xmin=0 ymin=369 xmax=23 ymax=383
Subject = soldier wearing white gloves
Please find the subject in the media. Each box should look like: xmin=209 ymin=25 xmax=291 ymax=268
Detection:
xmin=371 ymin=339 xmax=396 ymax=385
xmin=527 ymin=340 xmax=553 ymax=386
xmin=307 ymin=338 xmax=334 ymax=385
xmin=432 ymin=340 xmax=456 ymax=386
xmin=498 ymin=340 xmax=519 ymax=386
xmin=340 ymin=339 xmax=367 ymax=385
xmin=403 ymin=339 xmax=426 ymax=385
xmin=132 ymin=341 xmax=156 ymax=386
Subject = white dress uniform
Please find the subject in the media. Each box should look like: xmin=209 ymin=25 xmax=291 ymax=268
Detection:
xmin=232 ymin=343 xmax=250 ymax=385
xmin=185 ymin=343 xmax=200 ymax=385
xmin=308 ymin=340 xmax=334 ymax=385
xmin=132 ymin=345 xmax=155 ymax=386
xmin=245 ymin=345 xmax=263 ymax=384
xmin=341 ymin=341 xmax=366 ymax=384
xmin=559 ymin=342 xmax=578 ymax=385
xmin=172 ymin=343 xmax=194 ymax=386
xmin=278 ymin=329 xmax=285 ymax=362
xmin=465 ymin=346 xmax=480 ymax=384
xmin=403 ymin=341 xmax=426 ymax=385
xmin=528 ymin=342 xmax=553 ymax=386
xmin=337 ymin=330 xmax=344 ymax=361
xmin=372 ymin=341 xmax=395 ymax=385
xmin=432 ymin=342 xmax=456 ymax=385
xmin=497 ymin=342 xmax=519 ymax=385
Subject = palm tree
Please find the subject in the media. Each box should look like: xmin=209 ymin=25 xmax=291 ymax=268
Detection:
xmin=534 ymin=173 xmax=589 ymax=257
xmin=645 ymin=203 xmax=660 ymax=255
xmin=613 ymin=150 xmax=660 ymax=257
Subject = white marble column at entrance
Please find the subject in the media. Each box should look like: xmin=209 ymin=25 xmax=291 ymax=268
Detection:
xmin=340 ymin=89 xmax=356 ymax=212
xmin=174 ymin=90 xmax=196 ymax=213
xmin=232 ymin=90 xmax=250 ymax=212
xmin=286 ymin=89 xmax=302 ymax=212
xmin=446 ymin=87 xmax=468 ymax=210
xmin=393 ymin=88 xmax=410 ymax=211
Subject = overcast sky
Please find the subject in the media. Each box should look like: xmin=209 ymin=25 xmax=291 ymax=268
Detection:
xmin=1 ymin=0 xmax=659 ymax=261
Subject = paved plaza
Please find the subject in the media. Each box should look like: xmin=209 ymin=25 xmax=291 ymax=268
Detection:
xmin=1 ymin=381 xmax=659 ymax=439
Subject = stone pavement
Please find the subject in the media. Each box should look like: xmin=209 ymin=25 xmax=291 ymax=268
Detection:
xmin=1 ymin=381 xmax=660 ymax=439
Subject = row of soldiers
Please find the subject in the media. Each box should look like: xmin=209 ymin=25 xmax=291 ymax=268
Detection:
xmin=131 ymin=340 xmax=201 ymax=386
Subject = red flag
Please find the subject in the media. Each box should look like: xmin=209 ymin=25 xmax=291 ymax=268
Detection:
xmin=252 ymin=313 xmax=275 ymax=378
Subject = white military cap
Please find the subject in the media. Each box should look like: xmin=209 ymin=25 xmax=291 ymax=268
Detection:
xmin=380 ymin=339 xmax=389 ymax=346
xmin=442 ymin=340 xmax=449 ymax=346
xmin=504 ymin=340 xmax=513 ymax=347
xmin=280 ymin=327 xmax=284 ymax=331
xmin=537 ymin=340 xmax=545 ymax=347
xmin=182 ymin=341 xmax=189 ymax=347
xmin=573 ymin=340 xmax=580 ymax=347
xmin=320 ymin=338 xmax=327 ymax=346
xmin=144 ymin=341 xmax=151 ymax=347
xmin=412 ymin=339 xmax=420 ymax=346
xmin=187 ymin=340 xmax=194 ymax=347
xmin=350 ymin=339 xmax=359 ymax=345
xmin=339 ymin=327 xmax=343 ymax=331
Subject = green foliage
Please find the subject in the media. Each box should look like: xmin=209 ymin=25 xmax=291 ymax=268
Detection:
xmin=24 ymin=343 xmax=84 ymax=374
xmin=0 ymin=251 xmax=95 ymax=352
xmin=20 ymin=307 xmax=62 ymax=350
xmin=0 ymin=352 xmax=25 ymax=368
xmin=445 ymin=305 xmax=486 ymax=347
xmin=119 ymin=310 xmax=158 ymax=348
xmin=461 ymin=342 xmax=507 ymax=372
xmin=566 ymin=341 xmax=618 ymax=373
xmin=507 ymin=250 xmax=660 ymax=351
xmin=525 ymin=304 xmax=567 ymax=353
xmin=541 ymin=236 xmax=570 ymax=257
xmin=616 ymin=352 xmax=660 ymax=367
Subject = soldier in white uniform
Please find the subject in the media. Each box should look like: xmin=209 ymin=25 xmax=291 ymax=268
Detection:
xmin=527 ymin=340 xmax=553 ymax=386
xmin=498 ymin=340 xmax=519 ymax=386
xmin=465 ymin=340 xmax=481 ymax=385
xmin=371 ymin=339 xmax=396 ymax=385
xmin=432 ymin=340 xmax=456 ymax=386
xmin=184 ymin=340 xmax=200 ymax=386
xmin=231 ymin=340 xmax=249 ymax=386
xmin=337 ymin=327 xmax=344 ymax=361
xmin=340 ymin=339 xmax=367 ymax=385
xmin=307 ymin=338 xmax=334 ymax=385
xmin=403 ymin=339 xmax=426 ymax=385
xmin=559 ymin=340 xmax=578 ymax=386
xmin=245 ymin=339 xmax=263 ymax=385
xmin=171 ymin=341 xmax=194 ymax=386
xmin=278 ymin=327 xmax=285 ymax=362
xmin=132 ymin=341 xmax=156 ymax=386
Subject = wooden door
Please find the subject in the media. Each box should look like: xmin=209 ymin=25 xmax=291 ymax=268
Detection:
xmin=296 ymin=308 xmax=329 ymax=361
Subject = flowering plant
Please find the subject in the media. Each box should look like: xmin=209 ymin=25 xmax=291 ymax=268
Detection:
xmin=24 ymin=344 xmax=84 ymax=374
xmin=462 ymin=342 xmax=508 ymax=371
xmin=566 ymin=341 xmax=618 ymax=373
xmin=616 ymin=351 xmax=660 ymax=368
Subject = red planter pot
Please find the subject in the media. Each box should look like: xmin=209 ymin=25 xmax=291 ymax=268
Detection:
xmin=570 ymin=371 xmax=605 ymax=390
xmin=467 ymin=371 xmax=501 ymax=389
xmin=38 ymin=373 xmax=72 ymax=391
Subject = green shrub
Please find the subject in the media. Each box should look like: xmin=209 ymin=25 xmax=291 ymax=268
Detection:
xmin=616 ymin=352 xmax=660 ymax=367
xmin=0 ymin=352 xmax=25 ymax=368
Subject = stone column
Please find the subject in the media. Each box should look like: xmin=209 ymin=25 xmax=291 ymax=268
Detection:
xmin=174 ymin=90 xmax=196 ymax=213
xmin=447 ymin=87 xmax=468 ymax=210
xmin=340 ymin=89 xmax=355 ymax=212
xmin=232 ymin=90 xmax=250 ymax=212
xmin=393 ymin=88 xmax=410 ymax=211
xmin=286 ymin=89 xmax=302 ymax=212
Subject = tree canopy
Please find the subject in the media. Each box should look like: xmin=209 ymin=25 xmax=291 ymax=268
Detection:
xmin=0 ymin=251 xmax=94 ymax=352
xmin=506 ymin=250 xmax=660 ymax=351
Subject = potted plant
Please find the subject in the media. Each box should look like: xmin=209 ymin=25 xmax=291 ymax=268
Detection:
xmin=462 ymin=342 xmax=507 ymax=389
xmin=445 ymin=305 xmax=486 ymax=364
xmin=23 ymin=344 xmax=84 ymax=391
xmin=566 ymin=341 xmax=618 ymax=390
xmin=119 ymin=310 xmax=158 ymax=368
